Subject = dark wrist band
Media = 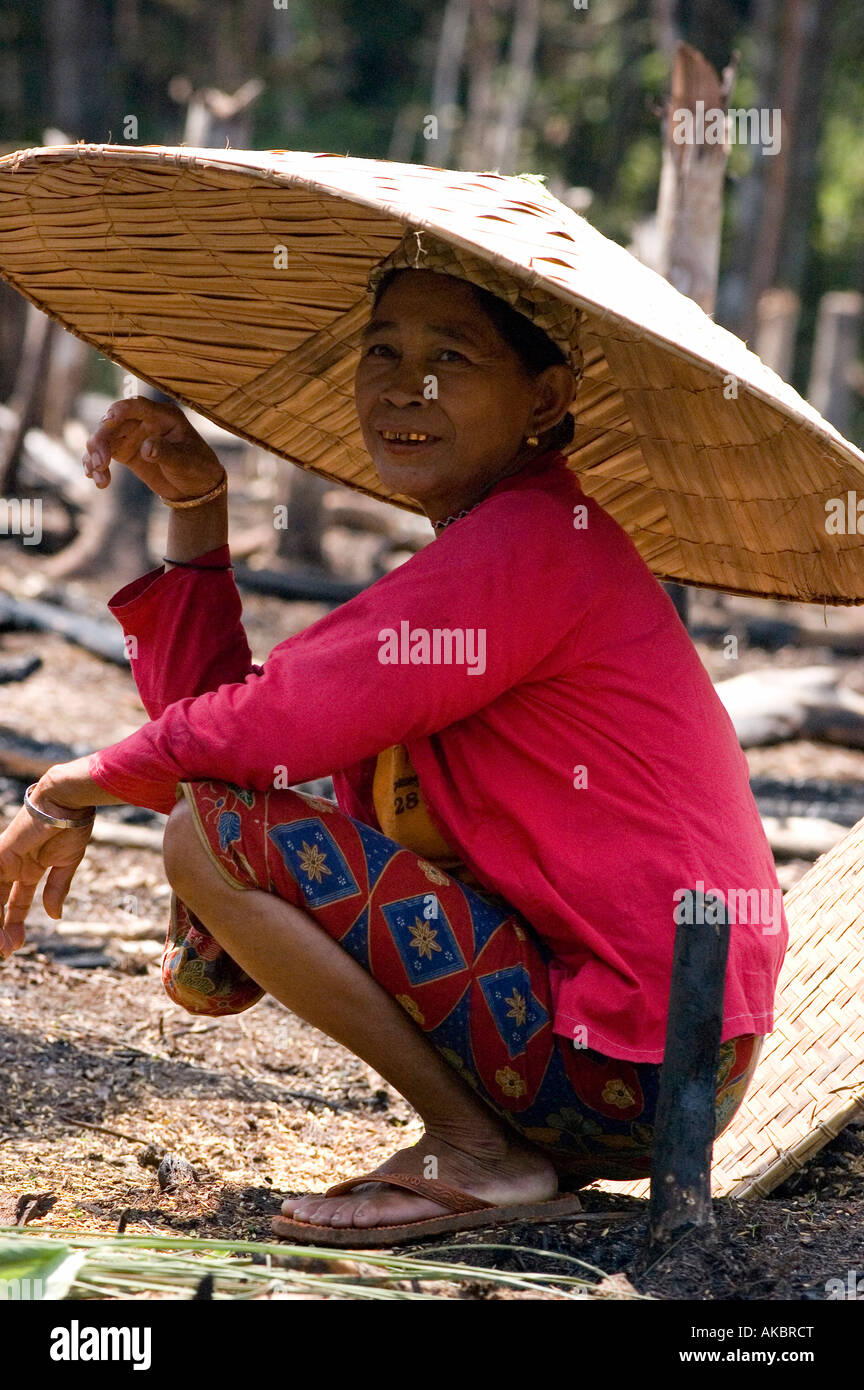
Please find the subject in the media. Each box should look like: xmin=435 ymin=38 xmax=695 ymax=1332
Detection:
xmin=162 ymin=557 xmax=233 ymax=571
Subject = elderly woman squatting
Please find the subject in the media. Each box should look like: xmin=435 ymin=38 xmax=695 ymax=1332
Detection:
xmin=0 ymin=264 xmax=781 ymax=1237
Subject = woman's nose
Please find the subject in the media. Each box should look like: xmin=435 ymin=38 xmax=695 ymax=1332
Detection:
xmin=379 ymin=359 xmax=429 ymax=406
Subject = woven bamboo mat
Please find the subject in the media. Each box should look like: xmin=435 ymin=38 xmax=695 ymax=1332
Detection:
xmin=594 ymin=813 xmax=864 ymax=1200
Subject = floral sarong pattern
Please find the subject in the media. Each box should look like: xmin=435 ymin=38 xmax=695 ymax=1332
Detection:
xmin=163 ymin=779 xmax=763 ymax=1179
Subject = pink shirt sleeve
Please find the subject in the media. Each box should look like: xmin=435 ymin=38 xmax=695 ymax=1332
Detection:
xmin=89 ymin=493 xmax=576 ymax=812
xmin=102 ymin=546 xmax=257 ymax=717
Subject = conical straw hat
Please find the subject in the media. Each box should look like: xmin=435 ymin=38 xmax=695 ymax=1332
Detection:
xmin=1 ymin=142 xmax=863 ymax=605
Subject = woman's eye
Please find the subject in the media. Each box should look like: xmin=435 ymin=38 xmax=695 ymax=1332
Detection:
xmin=363 ymin=343 xmax=467 ymax=362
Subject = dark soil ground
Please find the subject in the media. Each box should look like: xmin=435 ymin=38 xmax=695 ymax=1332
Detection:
xmin=1 ymin=520 xmax=864 ymax=1301
xmin=2 ymin=939 xmax=863 ymax=1301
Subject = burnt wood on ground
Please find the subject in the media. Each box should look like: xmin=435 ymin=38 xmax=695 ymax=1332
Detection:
xmin=0 ymin=653 xmax=41 ymax=683
xmin=232 ymin=563 xmax=366 ymax=604
xmin=717 ymin=665 xmax=864 ymax=748
xmin=0 ymin=725 xmax=92 ymax=782
xmin=691 ymin=617 xmax=864 ymax=656
xmin=749 ymin=775 xmax=864 ymax=825
xmin=0 ymin=591 xmax=128 ymax=664
xmin=642 ymin=901 xmax=731 ymax=1261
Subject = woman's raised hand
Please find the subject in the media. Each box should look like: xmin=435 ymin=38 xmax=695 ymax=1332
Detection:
xmin=83 ymin=396 xmax=224 ymax=503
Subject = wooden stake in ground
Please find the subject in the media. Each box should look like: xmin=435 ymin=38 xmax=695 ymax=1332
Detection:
xmin=647 ymin=897 xmax=731 ymax=1254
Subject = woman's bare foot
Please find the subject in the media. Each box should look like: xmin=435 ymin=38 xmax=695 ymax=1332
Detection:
xmin=280 ymin=1130 xmax=559 ymax=1230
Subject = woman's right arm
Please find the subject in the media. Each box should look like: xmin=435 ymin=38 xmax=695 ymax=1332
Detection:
xmin=84 ymin=397 xmax=256 ymax=715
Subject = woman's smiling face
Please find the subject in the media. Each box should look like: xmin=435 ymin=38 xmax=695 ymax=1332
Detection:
xmin=354 ymin=269 xmax=574 ymax=524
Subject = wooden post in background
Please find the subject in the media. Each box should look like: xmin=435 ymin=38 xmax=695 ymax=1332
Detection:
xmin=275 ymin=467 xmax=329 ymax=570
xmin=654 ymin=44 xmax=734 ymax=311
xmin=755 ymin=287 xmax=801 ymax=379
xmin=806 ymin=290 xmax=864 ymax=437
xmin=652 ymin=43 xmax=736 ymax=631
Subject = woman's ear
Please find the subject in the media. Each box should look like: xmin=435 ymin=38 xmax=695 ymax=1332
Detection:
xmin=540 ymin=411 xmax=575 ymax=451
xmin=530 ymin=363 xmax=578 ymax=436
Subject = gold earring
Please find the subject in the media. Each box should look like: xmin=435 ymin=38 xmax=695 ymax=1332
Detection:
xmin=525 ymin=434 xmax=539 ymax=447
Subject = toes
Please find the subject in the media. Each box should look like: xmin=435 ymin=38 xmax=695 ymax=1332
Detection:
xmin=279 ymin=1184 xmax=445 ymax=1230
xmin=281 ymin=1184 xmax=377 ymax=1222
xmin=323 ymin=1198 xmax=368 ymax=1229
xmin=280 ymin=1195 xmax=351 ymax=1227
xmin=349 ymin=1192 xmax=437 ymax=1228
xmin=284 ymin=1196 xmax=328 ymax=1224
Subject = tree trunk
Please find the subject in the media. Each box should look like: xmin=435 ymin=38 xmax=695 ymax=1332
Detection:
xmin=0 ymin=306 xmax=57 ymax=495
xmin=713 ymin=0 xmax=780 ymax=335
xmin=429 ymin=0 xmax=472 ymax=166
xmin=46 ymin=457 xmax=155 ymax=584
xmin=806 ymin=291 xmax=864 ymax=438
xmin=738 ymin=0 xmax=810 ymax=342
xmin=650 ymin=0 xmax=680 ymax=55
xmin=174 ymin=0 xmax=267 ymax=147
xmin=41 ymin=331 xmax=90 ymax=440
xmin=388 ymin=104 xmax=425 ymax=163
xmin=44 ymin=0 xmax=115 ymax=141
xmin=774 ymin=0 xmax=837 ymax=298
xmin=717 ymin=0 xmax=828 ymax=344
xmin=459 ymin=0 xmax=502 ymax=170
xmin=46 ymin=372 xmax=159 ymax=583
xmin=679 ymin=0 xmax=742 ymax=78
xmin=652 ymin=42 xmax=734 ymax=629
xmin=488 ymin=0 xmax=540 ymax=174
xmin=654 ymin=42 xmax=734 ymax=313
xmin=0 ymin=280 xmax=28 ymax=402
xmin=173 ymin=79 xmax=264 ymax=150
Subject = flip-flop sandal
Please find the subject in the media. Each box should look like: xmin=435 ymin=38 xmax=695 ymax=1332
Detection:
xmin=270 ymin=1172 xmax=587 ymax=1248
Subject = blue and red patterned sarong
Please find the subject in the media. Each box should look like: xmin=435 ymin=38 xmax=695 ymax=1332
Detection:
xmin=163 ymin=780 xmax=762 ymax=1181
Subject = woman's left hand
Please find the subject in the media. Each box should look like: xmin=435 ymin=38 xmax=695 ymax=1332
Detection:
xmin=0 ymin=800 xmax=94 ymax=958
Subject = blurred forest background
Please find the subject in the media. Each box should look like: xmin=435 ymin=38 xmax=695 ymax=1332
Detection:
xmin=1 ymin=0 xmax=864 ymax=598
xmin=2 ymin=0 xmax=864 ymax=417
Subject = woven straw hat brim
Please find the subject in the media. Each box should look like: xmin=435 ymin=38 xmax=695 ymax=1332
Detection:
xmin=0 ymin=143 xmax=863 ymax=605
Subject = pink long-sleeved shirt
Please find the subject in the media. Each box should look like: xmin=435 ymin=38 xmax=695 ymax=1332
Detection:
xmin=89 ymin=449 xmax=787 ymax=1062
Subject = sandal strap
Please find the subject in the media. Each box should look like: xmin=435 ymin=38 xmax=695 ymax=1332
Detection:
xmin=323 ymin=1172 xmax=495 ymax=1214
